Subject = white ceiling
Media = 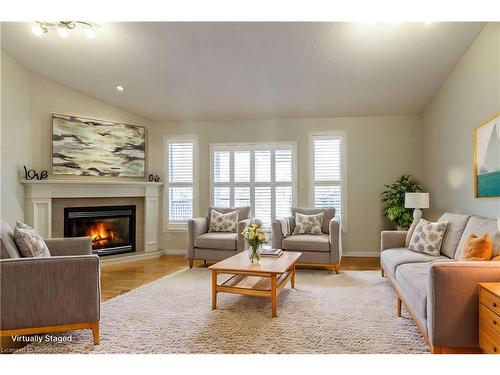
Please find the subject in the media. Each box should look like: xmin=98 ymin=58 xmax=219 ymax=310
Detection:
xmin=1 ymin=22 xmax=485 ymax=122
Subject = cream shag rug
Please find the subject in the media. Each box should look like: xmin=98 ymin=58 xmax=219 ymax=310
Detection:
xmin=16 ymin=268 xmax=429 ymax=354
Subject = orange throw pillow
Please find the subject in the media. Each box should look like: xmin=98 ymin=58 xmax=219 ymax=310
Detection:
xmin=460 ymin=234 xmax=493 ymax=261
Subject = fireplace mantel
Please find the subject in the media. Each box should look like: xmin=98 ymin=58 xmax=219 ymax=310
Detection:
xmin=21 ymin=179 xmax=163 ymax=252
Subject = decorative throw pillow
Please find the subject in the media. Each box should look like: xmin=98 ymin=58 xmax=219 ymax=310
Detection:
xmin=405 ymin=219 xmax=419 ymax=248
xmin=208 ymin=210 xmax=239 ymax=233
xmin=14 ymin=222 xmax=51 ymax=258
xmin=459 ymin=234 xmax=493 ymax=261
xmin=293 ymin=212 xmax=324 ymax=235
xmin=408 ymin=219 xmax=448 ymax=256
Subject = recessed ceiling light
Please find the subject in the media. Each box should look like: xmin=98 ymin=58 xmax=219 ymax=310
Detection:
xmin=85 ymin=28 xmax=96 ymax=39
xmin=58 ymin=26 xmax=69 ymax=38
xmin=116 ymin=85 xmax=125 ymax=92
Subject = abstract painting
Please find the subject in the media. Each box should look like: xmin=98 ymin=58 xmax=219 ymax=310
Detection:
xmin=475 ymin=113 xmax=500 ymax=198
xmin=52 ymin=114 xmax=146 ymax=177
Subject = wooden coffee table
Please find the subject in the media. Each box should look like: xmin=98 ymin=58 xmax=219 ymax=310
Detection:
xmin=208 ymin=251 xmax=302 ymax=317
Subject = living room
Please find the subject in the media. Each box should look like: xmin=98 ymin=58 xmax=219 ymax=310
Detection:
xmin=1 ymin=0 xmax=499 ymax=371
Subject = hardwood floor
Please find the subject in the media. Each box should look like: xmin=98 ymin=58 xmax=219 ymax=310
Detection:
xmin=101 ymin=255 xmax=380 ymax=301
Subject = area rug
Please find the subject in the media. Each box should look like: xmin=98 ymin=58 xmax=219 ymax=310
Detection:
xmin=16 ymin=268 xmax=429 ymax=354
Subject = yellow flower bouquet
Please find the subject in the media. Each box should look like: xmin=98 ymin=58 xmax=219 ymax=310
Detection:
xmin=241 ymin=219 xmax=266 ymax=263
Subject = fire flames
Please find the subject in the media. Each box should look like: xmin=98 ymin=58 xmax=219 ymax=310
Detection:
xmin=86 ymin=222 xmax=119 ymax=248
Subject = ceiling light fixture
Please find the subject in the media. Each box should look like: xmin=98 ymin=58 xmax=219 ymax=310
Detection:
xmin=31 ymin=21 xmax=100 ymax=39
xmin=116 ymin=85 xmax=125 ymax=92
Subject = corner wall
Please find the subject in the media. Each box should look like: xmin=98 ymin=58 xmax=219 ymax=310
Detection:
xmin=1 ymin=51 xmax=153 ymax=227
xmin=421 ymin=23 xmax=500 ymax=219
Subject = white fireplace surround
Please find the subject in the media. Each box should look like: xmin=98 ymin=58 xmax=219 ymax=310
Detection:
xmin=21 ymin=179 xmax=163 ymax=253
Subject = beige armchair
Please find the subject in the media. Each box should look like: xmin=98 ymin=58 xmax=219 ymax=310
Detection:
xmin=272 ymin=207 xmax=342 ymax=273
xmin=187 ymin=206 xmax=252 ymax=268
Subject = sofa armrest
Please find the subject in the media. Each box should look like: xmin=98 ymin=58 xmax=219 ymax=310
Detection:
xmin=0 ymin=255 xmax=100 ymax=330
xmin=45 ymin=236 xmax=92 ymax=256
xmin=237 ymin=219 xmax=252 ymax=252
xmin=187 ymin=217 xmax=208 ymax=259
xmin=380 ymin=230 xmax=407 ymax=251
xmin=329 ymin=217 xmax=342 ymax=264
xmin=427 ymin=261 xmax=500 ymax=348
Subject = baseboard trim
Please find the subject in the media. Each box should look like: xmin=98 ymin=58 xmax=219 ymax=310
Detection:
xmin=100 ymin=250 xmax=165 ymax=267
xmin=163 ymin=249 xmax=187 ymax=256
xmin=343 ymin=251 xmax=380 ymax=258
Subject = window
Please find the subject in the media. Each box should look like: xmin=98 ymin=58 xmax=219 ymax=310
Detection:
xmin=211 ymin=143 xmax=296 ymax=229
xmin=309 ymin=132 xmax=346 ymax=230
xmin=165 ymin=136 xmax=198 ymax=230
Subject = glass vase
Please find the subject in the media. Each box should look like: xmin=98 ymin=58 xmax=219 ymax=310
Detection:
xmin=249 ymin=245 xmax=261 ymax=263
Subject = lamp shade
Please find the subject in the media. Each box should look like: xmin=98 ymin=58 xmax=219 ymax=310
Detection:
xmin=405 ymin=192 xmax=429 ymax=209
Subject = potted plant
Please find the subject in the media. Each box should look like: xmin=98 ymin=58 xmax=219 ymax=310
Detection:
xmin=381 ymin=175 xmax=423 ymax=230
xmin=241 ymin=220 xmax=266 ymax=263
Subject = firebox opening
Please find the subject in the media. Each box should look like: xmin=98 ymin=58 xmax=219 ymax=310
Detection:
xmin=64 ymin=205 xmax=136 ymax=256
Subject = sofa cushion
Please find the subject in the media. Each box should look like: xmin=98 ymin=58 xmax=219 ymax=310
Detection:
xmin=437 ymin=212 xmax=470 ymax=258
xmin=455 ymin=216 xmax=500 ymax=260
xmin=1 ymin=220 xmax=21 ymax=259
xmin=395 ymin=263 xmax=430 ymax=319
xmin=381 ymin=248 xmax=451 ymax=278
xmin=408 ymin=219 xmax=448 ymax=256
xmin=194 ymin=232 xmax=237 ymax=250
xmin=282 ymin=234 xmax=330 ymax=252
xmin=291 ymin=207 xmax=335 ymax=234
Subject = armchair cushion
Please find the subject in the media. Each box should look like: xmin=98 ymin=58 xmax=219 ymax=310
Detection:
xmin=0 ymin=220 xmax=21 ymax=259
xmin=380 ymin=248 xmax=451 ymax=278
xmin=291 ymin=207 xmax=335 ymax=234
xmin=194 ymin=232 xmax=237 ymax=250
xmin=44 ymin=237 xmax=92 ymax=256
xmin=208 ymin=206 xmax=251 ymax=226
xmin=282 ymin=234 xmax=330 ymax=252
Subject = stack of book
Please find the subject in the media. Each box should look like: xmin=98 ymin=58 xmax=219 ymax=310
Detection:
xmin=259 ymin=248 xmax=283 ymax=257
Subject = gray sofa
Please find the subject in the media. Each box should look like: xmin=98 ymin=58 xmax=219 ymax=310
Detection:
xmin=0 ymin=220 xmax=100 ymax=345
xmin=380 ymin=212 xmax=500 ymax=354
xmin=187 ymin=206 xmax=252 ymax=267
xmin=272 ymin=207 xmax=342 ymax=273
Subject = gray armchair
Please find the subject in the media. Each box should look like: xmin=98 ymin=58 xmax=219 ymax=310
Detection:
xmin=272 ymin=207 xmax=342 ymax=273
xmin=187 ymin=206 xmax=252 ymax=268
xmin=0 ymin=220 xmax=100 ymax=345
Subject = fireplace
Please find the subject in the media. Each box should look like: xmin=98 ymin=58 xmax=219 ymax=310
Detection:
xmin=64 ymin=205 xmax=136 ymax=256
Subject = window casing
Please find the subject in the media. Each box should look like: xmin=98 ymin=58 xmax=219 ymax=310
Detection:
xmin=210 ymin=143 xmax=297 ymax=230
xmin=164 ymin=136 xmax=198 ymax=230
xmin=309 ymin=132 xmax=347 ymax=231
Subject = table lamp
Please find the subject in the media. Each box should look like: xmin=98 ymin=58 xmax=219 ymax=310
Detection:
xmin=405 ymin=192 xmax=429 ymax=221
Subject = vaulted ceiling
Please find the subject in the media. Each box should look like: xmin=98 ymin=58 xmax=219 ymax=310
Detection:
xmin=1 ymin=22 xmax=485 ymax=122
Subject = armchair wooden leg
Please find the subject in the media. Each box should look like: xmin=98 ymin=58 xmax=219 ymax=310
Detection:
xmin=381 ymin=268 xmax=385 ymax=277
xmin=91 ymin=322 xmax=99 ymax=345
xmin=204 ymin=260 xmax=207 ymax=266
xmin=189 ymin=259 xmax=194 ymax=269
xmin=397 ymin=295 xmax=402 ymax=317
xmin=333 ymin=264 xmax=340 ymax=274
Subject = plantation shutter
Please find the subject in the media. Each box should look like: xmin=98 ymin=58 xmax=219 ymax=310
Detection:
xmin=312 ymin=136 xmax=344 ymax=221
xmin=167 ymin=140 xmax=195 ymax=223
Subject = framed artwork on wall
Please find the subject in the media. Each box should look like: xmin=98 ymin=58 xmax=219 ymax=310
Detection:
xmin=52 ymin=113 xmax=146 ymax=177
xmin=474 ymin=113 xmax=500 ymax=198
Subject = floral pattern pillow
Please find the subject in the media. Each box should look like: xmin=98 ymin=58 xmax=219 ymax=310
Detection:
xmin=14 ymin=221 xmax=51 ymax=258
xmin=293 ymin=212 xmax=324 ymax=235
xmin=408 ymin=219 xmax=448 ymax=256
xmin=208 ymin=210 xmax=239 ymax=233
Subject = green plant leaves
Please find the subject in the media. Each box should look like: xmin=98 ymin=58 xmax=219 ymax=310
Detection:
xmin=381 ymin=175 xmax=423 ymax=229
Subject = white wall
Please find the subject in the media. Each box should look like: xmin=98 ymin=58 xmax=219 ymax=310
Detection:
xmin=422 ymin=23 xmax=500 ymax=219
xmin=0 ymin=51 xmax=153 ymax=227
xmin=150 ymin=115 xmax=422 ymax=255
